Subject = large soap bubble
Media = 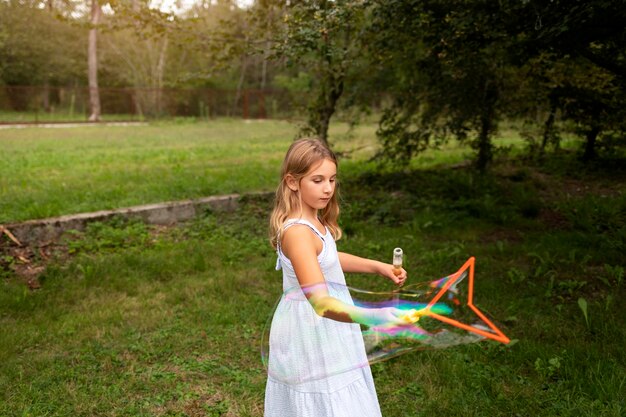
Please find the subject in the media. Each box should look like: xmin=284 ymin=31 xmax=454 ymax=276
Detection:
xmin=262 ymin=257 xmax=509 ymax=384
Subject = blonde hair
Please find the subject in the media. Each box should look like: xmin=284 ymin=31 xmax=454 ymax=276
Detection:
xmin=269 ymin=138 xmax=342 ymax=248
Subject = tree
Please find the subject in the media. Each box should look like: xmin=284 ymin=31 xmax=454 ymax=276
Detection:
xmin=275 ymin=0 xmax=370 ymax=145
xmin=369 ymin=0 xmax=520 ymax=171
xmin=558 ymin=60 xmax=625 ymax=161
xmin=367 ymin=0 xmax=626 ymax=168
xmin=0 ymin=1 xmax=85 ymax=87
xmin=0 ymin=1 xmax=86 ymax=114
xmin=162 ymin=0 xmax=255 ymax=117
xmin=523 ymin=0 xmax=626 ymax=83
xmin=97 ymin=1 xmax=178 ymax=117
xmin=513 ymin=0 xmax=626 ymax=160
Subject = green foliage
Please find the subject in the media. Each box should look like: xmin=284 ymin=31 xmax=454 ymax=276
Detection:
xmin=273 ymin=72 xmax=312 ymax=94
xmin=507 ymin=267 xmax=526 ymax=285
xmin=64 ymin=217 xmax=151 ymax=254
xmin=534 ymin=355 xmax=562 ymax=381
xmin=274 ymin=0 xmax=371 ymax=142
xmin=363 ymin=0 xmax=626 ymax=168
xmin=369 ymin=0 xmax=522 ymax=171
xmin=0 ymin=253 xmax=15 ymax=281
xmin=603 ymin=264 xmax=624 ymax=289
xmin=3 ymin=0 xmax=626 ymax=173
xmin=577 ymin=297 xmax=590 ymax=329
xmin=0 ymin=2 xmax=86 ymax=87
xmin=558 ymin=194 xmax=626 ymax=260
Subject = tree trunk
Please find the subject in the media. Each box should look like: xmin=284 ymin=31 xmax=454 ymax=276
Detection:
xmin=308 ymin=46 xmax=345 ymax=145
xmin=155 ymin=37 xmax=168 ymax=116
xmin=540 ymin=93 xmax=558 ymax=154
xmin=476 ymin=112 xmax=493 ymax=173
xmin=307 ymin=16 xmax=349 ymax=146
xmin=88 ymin=0 xmax=101 ymax=122
xmin=582 ymin=126 xmax=600 ymax=161
xmin=44 ymin=0 xmax=53 ymax=113
xmin=234 ymin=56 xmax=248 ymax=117
xmin=475 ymin=80 xmax=497 ymax=172
xmin=315 ymin=75 xmax=344 ymax=144
xmin=260 ymin=6 xmax=272 ymax=90
xmin=260 ymin=48 xmax=268 ymax=90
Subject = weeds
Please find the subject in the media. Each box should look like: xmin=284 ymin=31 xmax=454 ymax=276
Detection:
xmin=534 ymin=355 xmax=563 ymax=381
xmin=578 ymin=297 xmax=590 ymax=329
xmin=64 ymin=217 xmax=151 ymax=254
xmin=603 ymin=264 xmax=624 ymax=288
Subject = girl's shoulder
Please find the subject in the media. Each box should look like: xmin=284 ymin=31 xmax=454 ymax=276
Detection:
xmin=281 ymin=221 xmax=325 ymax=258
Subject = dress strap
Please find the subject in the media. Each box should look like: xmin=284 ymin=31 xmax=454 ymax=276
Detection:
xmin=283 ymin=218 xmax=327 ymax=240
xmin=275 ymin=219 xmax=327 ymax=271
xmin=275 ymin=256 xmax=282 ymax=271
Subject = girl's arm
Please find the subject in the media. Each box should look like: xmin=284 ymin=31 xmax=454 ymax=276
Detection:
xmin=338 ymin=251 xmax=407 ymax=286
xmin=282 ymin=226 xmax=406 ymax=326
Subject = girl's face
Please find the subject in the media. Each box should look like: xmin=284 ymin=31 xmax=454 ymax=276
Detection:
xmin=288 ymin=158 xmax=337 ymax=214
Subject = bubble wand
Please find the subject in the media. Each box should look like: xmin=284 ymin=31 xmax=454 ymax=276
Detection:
xmin=262 ymin=257 xmax=511 ymax=383
xmin=397 ymin=257 xmax=510 ymax=343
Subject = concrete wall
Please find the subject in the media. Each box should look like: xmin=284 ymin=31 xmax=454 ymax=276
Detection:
xmin=3 ymin=194 xmax=241 ymax=246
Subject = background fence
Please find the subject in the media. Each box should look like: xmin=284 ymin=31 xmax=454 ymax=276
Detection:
xmin=0 ymin=86 xmax=308 ymax=123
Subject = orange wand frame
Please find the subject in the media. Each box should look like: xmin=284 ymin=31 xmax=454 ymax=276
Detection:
xmin=423 ymin=257 xmax=510 ymax=344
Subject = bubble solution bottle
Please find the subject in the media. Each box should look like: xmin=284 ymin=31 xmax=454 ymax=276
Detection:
xmin=392 ymin=247 xmax=403 ymax=276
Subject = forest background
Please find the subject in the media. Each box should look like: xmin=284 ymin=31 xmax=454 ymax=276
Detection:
xmin=2 ymin=0 xmax=626 ymax=167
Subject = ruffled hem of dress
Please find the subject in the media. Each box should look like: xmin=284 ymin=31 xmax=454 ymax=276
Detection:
xmin=265 ymin=371 xmax=382 ymax=417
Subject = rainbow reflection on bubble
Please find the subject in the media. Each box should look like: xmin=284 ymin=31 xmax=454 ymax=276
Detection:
xmin=261 ymin=257 xmax=510 ymax=384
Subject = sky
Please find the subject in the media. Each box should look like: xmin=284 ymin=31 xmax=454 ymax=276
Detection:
xmin=150 ymin=0 xmax=254 ymax=14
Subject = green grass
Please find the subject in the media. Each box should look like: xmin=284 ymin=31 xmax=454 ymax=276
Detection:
xmin=0 ymin=118 xmax=585 ymax=224
xmin=0 ymin=110 xmax=143 ymax=123
xmin=0 ymin=119 xmax=291 ymax=223
xmin=0 ymin=119 xmax=396 ymax=224
xmin=1 ymin=151 xmax=624 ymax=416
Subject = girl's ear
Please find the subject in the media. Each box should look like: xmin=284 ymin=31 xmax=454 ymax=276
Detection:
xmin=285 ymin=174 xmax=299 ymax=192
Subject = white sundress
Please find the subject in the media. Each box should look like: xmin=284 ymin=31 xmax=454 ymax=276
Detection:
xmin=264 ymin=219 xmax=382 ymax=417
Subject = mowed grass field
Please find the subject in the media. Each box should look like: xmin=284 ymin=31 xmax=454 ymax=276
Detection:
xmin=0 ymin=118 xmax=549 ymax=224
xmin=1 ymin=119 xmax=296 ymax=223
xmin=1 ymin=119 xmax=624 ymax=416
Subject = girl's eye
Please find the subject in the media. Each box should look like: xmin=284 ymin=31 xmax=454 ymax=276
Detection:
xmin=313 ymin=179 xmax=322 ymax=183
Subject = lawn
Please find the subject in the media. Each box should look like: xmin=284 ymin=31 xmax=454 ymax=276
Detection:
xmin=1 ymin=120 xmax=624 ymax=416
xmin=0 ymin=119 xmax=295 ymax=223
xmin=0 ymin=110 xmax=144 ymax=123
xmin=0 ymin=118 xmax=578 ymax=224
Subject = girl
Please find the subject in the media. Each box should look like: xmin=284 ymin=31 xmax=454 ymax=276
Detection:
xmin=265 ymin=138 xmax=408 ymax=417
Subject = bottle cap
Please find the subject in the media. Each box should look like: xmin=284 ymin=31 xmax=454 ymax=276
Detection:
xmin=393 ymin=247 xmax=403 ymax=267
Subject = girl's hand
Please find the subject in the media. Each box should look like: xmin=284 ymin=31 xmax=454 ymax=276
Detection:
xmin=364 ymin=307 xmax=407 ymax=327
xmin=376 ymin=262 xmax=407 ymax=287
